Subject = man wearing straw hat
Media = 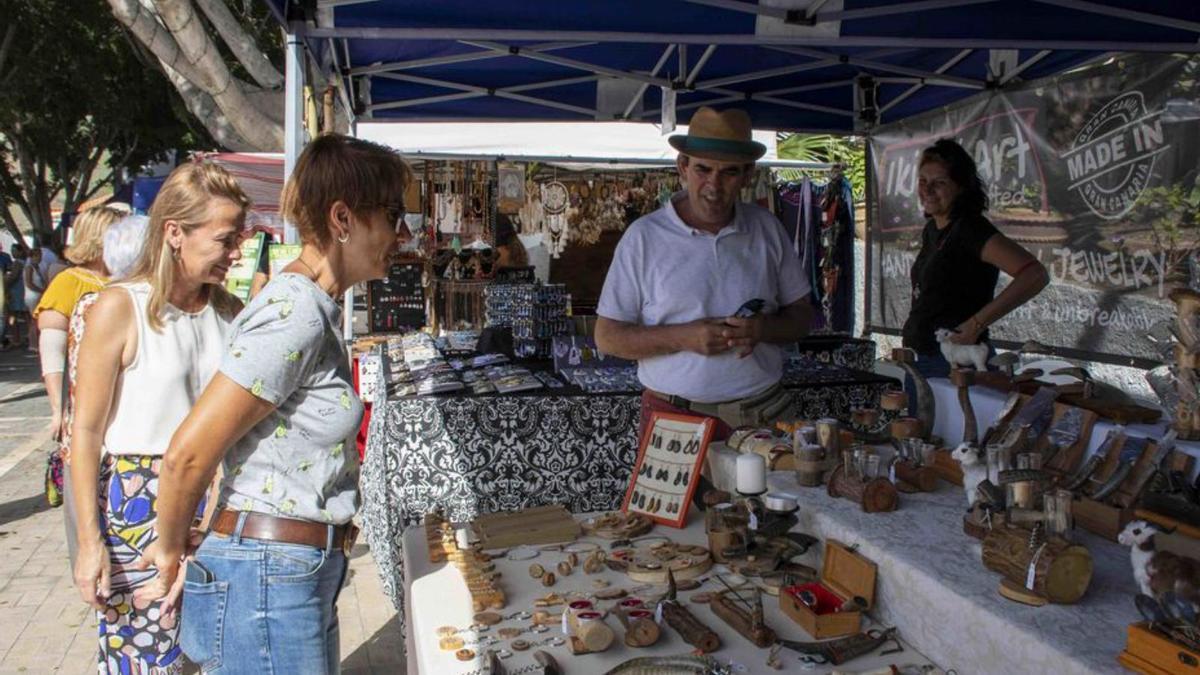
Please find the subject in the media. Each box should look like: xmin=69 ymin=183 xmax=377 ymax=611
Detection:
xmin=596 ymin=106 xmax=813 ymax=438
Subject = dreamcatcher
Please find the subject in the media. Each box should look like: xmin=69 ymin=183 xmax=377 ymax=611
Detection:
xmin=542 ymin=180 xmax=570 ymax=258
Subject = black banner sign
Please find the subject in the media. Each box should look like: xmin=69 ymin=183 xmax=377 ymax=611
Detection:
xmin=867 ymin=54 xmax=1200 ymax=363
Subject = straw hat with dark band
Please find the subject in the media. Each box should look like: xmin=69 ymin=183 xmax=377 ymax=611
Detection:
xmin=668 ymin=106 xmax=766 ymax=162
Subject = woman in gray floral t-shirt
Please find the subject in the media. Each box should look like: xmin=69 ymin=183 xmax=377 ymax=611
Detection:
xmin=140 ymin=134 xmax=412 ymax=674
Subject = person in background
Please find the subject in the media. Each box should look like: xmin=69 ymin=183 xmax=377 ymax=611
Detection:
xmin=21 ymin=247 xmax=44 ymax=351
xmin=493 ymin=215 xmax=528 ymax=270
xmin=0 ymin=244 xmax=11 ymax=349
xmin=902 ymin=138 xmax=1049 ymax=377
xmin=59 ymin=213 xmax=151 ymax=576
xmin=69 ymin=163 xmax=248 ymax=674
xmin=35 ymin=206 xmax=123 ymax=439
xmin=139 ymin=134 xmax=411 ymax=674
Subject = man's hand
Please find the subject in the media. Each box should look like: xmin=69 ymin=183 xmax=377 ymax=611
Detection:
xmin=677 ymin=318 xmax=735 ymax=356
xmin=721 ymin=315 xmax=765 ymax=357
xmin=74 ymin=539 xmax=111 ymax=610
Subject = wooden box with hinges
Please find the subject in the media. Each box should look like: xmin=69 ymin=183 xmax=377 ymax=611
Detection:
xmin=779 ymin=540 xmax=877 ymax=639
xmin=1071 ymin=435 xmax=1178 ymax=541
xmin=1119 ymin=621 xmax=1200 ymax=675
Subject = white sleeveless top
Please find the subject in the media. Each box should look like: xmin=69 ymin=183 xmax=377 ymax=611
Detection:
xmin=103 ymin=282 xmax=231 ymax=456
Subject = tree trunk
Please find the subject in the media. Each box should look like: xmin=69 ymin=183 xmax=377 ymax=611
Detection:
xmin=108 ymin=0 xmax=283 ymax=151
xmin=194 ymin=0 xmax=283 ymax=90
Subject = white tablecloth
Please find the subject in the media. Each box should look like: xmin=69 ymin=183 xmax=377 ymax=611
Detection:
xmin=401 ymin=515 xmax=936 ymax=675
xmin=764 ymin=472 xmax=1135 ymax=675
xmin=927 ymin=377 xmax=1200 ymax=474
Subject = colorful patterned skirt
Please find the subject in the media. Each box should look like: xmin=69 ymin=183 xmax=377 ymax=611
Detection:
xmin=95 ymin=454 xmax=183 ymax=674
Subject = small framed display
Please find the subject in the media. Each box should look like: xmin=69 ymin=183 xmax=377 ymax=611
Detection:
xmin=622 ymin=411 xmax=715 ymax=528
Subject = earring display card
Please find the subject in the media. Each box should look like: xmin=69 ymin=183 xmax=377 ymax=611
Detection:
xmin=622 ymin=412 xmax=715 ymax=528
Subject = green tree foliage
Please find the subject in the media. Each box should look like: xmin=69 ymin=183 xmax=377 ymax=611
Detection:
xmin=775 ymin=133 xmax=867 ymax=202
xmin=0 ymin=0 xmax=211 ymax=245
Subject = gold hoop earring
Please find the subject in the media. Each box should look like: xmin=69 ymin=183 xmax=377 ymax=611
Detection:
xmin=337 ymin=232 xmax=350 ymax=244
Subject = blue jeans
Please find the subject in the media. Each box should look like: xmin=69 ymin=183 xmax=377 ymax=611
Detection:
xmin=180 ymin=516 xmax=349 ymax=674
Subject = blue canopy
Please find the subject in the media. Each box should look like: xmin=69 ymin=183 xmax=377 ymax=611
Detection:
xmin=265 ymin=1 xmax=1200 ymax=133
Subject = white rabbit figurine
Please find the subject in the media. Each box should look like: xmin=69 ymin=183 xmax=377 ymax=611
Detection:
xmin=935 ymin=328 xmax=988 ymax=372
xmin=951 ymin=442 xmax=988 ymax=508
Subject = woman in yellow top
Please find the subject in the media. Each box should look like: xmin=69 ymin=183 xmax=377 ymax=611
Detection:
xmin=35 ymin=206 xmax=123 ymax=438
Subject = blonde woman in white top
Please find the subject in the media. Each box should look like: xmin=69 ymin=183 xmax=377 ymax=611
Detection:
xmin=69 ymin=163 xmax=248 ymax=674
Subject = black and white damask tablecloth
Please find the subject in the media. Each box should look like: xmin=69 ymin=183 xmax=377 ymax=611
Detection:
xmin=360 ymin=367 xmax=897 ymax=620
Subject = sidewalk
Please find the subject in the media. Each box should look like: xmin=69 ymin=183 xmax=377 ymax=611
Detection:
xmin=0 ymin=348 xmax=403 ymax=673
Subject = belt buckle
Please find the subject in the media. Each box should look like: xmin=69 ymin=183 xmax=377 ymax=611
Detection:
xmin=342 ymin=523 xmax=360 ymax=556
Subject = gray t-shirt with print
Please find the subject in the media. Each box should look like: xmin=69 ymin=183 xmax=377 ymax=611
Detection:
xmin=218 ymin=273 xmax=364 ymax=525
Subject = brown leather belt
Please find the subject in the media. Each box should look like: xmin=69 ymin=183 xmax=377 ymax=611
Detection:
xmin=648 ymin=382 xmax=782 ymax=412
xmin=211 ymin=509 xmax=358 ymax=555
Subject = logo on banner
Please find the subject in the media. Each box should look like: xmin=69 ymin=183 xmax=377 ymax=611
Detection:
xmin=1063 ymin=91 xmax=1169 ymax=220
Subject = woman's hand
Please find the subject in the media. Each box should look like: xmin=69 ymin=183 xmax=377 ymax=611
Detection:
xmin=133 ymin=528 xmax=206 ymax=619
xmin=950 ymin=318 xmax=983 ymax=345
xmin=74 ymin=538 xmax=111 ymax=610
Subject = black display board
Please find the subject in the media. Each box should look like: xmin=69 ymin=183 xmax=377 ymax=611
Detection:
xmin=368 ymin=261 xmax=426 ymax=333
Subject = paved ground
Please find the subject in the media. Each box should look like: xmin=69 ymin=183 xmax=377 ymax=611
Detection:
xmin=0 ymin=347 xmax=403 ymax=674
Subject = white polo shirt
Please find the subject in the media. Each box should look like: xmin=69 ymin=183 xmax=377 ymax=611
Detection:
xmin=598 ymin=192 xmax=810 ymax=403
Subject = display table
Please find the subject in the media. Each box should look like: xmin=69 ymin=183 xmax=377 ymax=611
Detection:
xmin=361 ymin=364 xmax=897 ymax=617
xmin=766 ymin=472 xmax=1135 ymax=675
xmin=926 ymin=377 xmax=1200 ymax=472
xmin=399 ymin=514 xmax=938 ymax=675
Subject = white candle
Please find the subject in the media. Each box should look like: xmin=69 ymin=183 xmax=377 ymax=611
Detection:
xmin=736 ymin=452 xmax=767 ymax=495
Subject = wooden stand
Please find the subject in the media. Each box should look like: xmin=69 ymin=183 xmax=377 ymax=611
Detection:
xmin=1120 ymin=622 xmax=1200 ymax=674
xmin=949 ymin=369 xmax=979 ymax=445
xmin=929 ymin=448 xmax=965 ymax=486
xmin=1038 ymin=403 xmax=1099 ymax=478
xmin=962 ymin=504 xmax=999 ymax=540
xmin=1070 ymin=435 xmax=1164 ymax=541
xmin=827 ymin=464 xmax=898 ymax=513
xmin=894 ymin=459 xmax=938 ymax=492
xmin=660 ymin=601 xmax=720 ymax=653
xmin=981 ymin=525 xmax=1093 ymax=604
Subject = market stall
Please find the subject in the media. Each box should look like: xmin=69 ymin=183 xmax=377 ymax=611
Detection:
xmin=253 ymin=4 xmax=1200 ymax=674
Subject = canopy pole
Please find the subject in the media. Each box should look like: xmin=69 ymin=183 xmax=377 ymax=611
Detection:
xmin=284 ymin=25 xmax=306 ymax=245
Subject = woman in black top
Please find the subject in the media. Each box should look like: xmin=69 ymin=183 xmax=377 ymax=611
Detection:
xmin=902 ymin=139 xmax=1049 ymax=377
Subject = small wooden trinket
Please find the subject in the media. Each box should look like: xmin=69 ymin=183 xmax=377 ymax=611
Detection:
xmin=532 ymin=610 xmax=561 ymax=626
xmin=534 ymin=593 xmax=564 ymax=606
xmin=473 ymin=611 xmax=502 ymax=625
xmin=440 ymin=636 xmax=465 ymax=651
xmin=455 ymin=648 xmax=475 ymax=661
xmin=981 ymin=525 xmax=1092 ymax=604
xmin=511 ymin=639 xmax=530 ymax=651
xmin=676 ymin=578 xmax=701 ymax=591
xmin=595 ymin=587 xmax=627 ymax=600
xmin=498 ymin=627 xmax=523 ymax=639
xmin=827 ymin=464 xmax=899 ymax=513
xmin=615 ymin=608 xmax=661 ymax=648
xmin=528 ymin=563 xmax=544 ymax=579
xmin=661 ymin=573 xmax=721 ymax=653
xmin=780 ymin=539 xmax=877 ymax=639
xmin=880 ymin=390 xmax=908 ymax=412
xmin=894 ymin=459 xmax=939 ymax=492
xmin=556 ymin=561 xmax=573 ymax=577
xmin=567 ymin=552 xmax=579 ymax=567
xmin=583 ymin=554 xmax=605 ymax=574
xmin=542 ymin=572 xmax=557 ymax=587
xmin=436 ymin=626 xmax=458 ymax=637
xmin=567 ymin=611 xmax=615 ymax=654
xmin=711 ymin=588 xmax=777 ymax=648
